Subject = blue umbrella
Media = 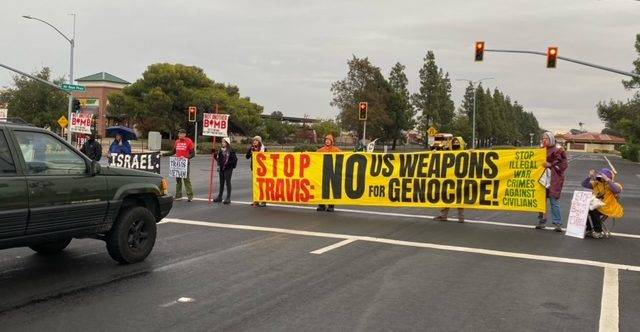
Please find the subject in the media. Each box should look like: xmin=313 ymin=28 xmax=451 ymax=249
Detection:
xmin=106 ymin=126 xmax=137 ymax=140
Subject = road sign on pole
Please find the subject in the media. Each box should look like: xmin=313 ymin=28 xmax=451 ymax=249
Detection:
xmin=57 ymin=115 xmax=69 ymax=128
xmin=60 ymin=83 xmax=86 ymax=92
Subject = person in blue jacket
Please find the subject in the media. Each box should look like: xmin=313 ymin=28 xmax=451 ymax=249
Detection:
xmin=109 ymin=133 xmax=131 ymax=154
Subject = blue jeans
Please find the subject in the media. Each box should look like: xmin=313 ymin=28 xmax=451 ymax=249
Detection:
xmin=539 ymin=197 xmax=562 ymax=226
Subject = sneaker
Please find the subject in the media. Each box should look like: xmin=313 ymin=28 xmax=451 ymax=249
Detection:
xmin=251 ymin=202 xmax=259 ymax=207
xmin=534 ymin=223 xmax=546 ymax=230
xmin=326 ymin=206 xmax=335 ymax=212
xmin=585 ymin=230 xmax=593 ymax=238
xmin=592 ymin=232 xmax=604 ymax=239
xmin=554 ymin=225 xmax=563 ymax=232
xmin=457 ymin=217 xmax=465 ymax=223
xmin=223 ymin=200 xmax=231 ymax=205
xmin=187 ymin=197 xmax=193 ymax=202
xmin=316 ymin=205 xmax=326 ymax=212
xmin=433 ymin=215 xmax=449 ymax=222
xmin=258 ymin=202 xmax=267 ymax=207
xmin=213 ymin=197 xmax=222 ymax=203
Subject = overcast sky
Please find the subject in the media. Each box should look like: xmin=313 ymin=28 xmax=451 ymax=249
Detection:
xmin=2 ymin=0 xmax=639 ymax=133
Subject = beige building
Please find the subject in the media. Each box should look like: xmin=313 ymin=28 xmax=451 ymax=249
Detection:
xmin=563 ymin=132 xmax=626 ymax=152
xmin=74 ymin=72 xmax=129 ymax=137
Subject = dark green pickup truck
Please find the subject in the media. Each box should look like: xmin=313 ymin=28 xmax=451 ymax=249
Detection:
xmin=0 ymin=121 xmax=173 ymax=264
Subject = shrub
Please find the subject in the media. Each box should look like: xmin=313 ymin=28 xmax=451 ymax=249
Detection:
xmin=620 ymin=144 xmax=639 ymax=162
xmin=293 ymin=144 xmax=318 ymax=152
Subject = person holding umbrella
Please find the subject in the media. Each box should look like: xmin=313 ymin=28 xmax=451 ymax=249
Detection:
xmin=109 ymin=133 xmax=131 ymax=155
xmin=162 ymin=129 xmax=195 ymax=202
xmin=106 ymin=126 xmax=136 ymax=155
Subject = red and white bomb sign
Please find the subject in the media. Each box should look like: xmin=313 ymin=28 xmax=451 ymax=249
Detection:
xmin=203 ymin=113 xmax=229 ymax=137
xmin=70 ymin=113 xmax=93 ymax=134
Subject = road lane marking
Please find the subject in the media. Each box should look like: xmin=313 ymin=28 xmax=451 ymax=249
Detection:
xmin=599 ymin=267 xmax=619 ymax=332
xmin=187 ymin=198 xmax=640 ymax=240
xmin=310 ymin=238 xmax=358 ymax=254
xmin=163 ymin=218 xmax=640 ymax=272
xmin=603 ymin=156 xmax=618 ymax=174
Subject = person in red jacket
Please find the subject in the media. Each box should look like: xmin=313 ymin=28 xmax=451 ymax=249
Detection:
xmin=162 ymin=128 xmax=195 ymax=202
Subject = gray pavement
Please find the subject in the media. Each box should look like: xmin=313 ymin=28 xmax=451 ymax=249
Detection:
xmin=1 ymin=151 xmax=639 ymax=331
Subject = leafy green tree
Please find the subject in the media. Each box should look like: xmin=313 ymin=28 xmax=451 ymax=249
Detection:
xmin=412 ymin=51 xmax=455 ymax=133
xmin=312 ymin=119 xmax=341 ymax=140
xmin=331 ymin=56 xmax=394 ymax=141
xmin=387 ymin=62 xmax=416 ymax=149
xmin=108 ymin=63 xmax=263 ymax=136
xmin=0 ymin=67 xmax=67 ymax=128
xmin=623 ymin=34 xmax=640 ymax=90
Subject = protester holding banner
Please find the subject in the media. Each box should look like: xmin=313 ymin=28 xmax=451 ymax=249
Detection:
xmin=535 ymin=132 xmax=567 ymax=232
xmin=80 ymin=133 xmax=103 ymax=161
xmin=433 ymin=137 xmax=466 ymax=223
xmin=317 ymin=134 xmax=341 ymax=212
xmin=581 ymin=168 xmax=624 ymax=239
xmin=163 ymin=129 xmax=195 ymax=201
xmin=213 ymin=137 xmax=238 ymax=204
xmin=246 ymin=136 xmax=267 ymax=207
xmin=109 ymin=133 xmax=132 ymax=155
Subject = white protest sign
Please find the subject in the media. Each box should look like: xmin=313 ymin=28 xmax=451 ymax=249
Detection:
xmin=565 ymin=190 xmax=592 ymax=239
xmin=0 ymin=109 xmax=7 ymax=122
xmin=70 ymin=113 xmax=93 ymax=134
xmin=169 ymin=157 xmax=189 ymax=178
xmin=203 ymin=113 xmax=229 ymax=137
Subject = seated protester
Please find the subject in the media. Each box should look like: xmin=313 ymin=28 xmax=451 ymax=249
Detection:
xmin=581 ymin=168 xmax=624 ymax=239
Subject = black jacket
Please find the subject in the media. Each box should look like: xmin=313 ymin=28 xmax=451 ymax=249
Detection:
xmin=80 ymin=139 xmax=103 ymax=161
xmin=214 ymin=148 xmax=237 ymax=172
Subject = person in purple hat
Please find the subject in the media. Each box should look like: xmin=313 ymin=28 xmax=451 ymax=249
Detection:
xmin=581 ymin=168 xmax=624 ymax=238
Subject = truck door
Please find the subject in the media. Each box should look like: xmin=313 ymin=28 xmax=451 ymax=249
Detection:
xmin=0 ymin=129 xmax=28 ymax=238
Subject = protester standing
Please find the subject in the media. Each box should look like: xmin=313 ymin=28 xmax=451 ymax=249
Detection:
xmin=162 ymin=129 xmax=195 ymax=202
xmin=246 ymin=135 xmax=267 ymax=207
xmin=109 ymin=133 xmax=131 ymax=155
xmin=535 ymin=132 xmax=568 ymax=232
xmin=581 ymin=168 xmax=624 ymax=239
xmin=80 ymin=133 xmax=103 ymax=161
xmin=433 ymin=137 xmax=466 ymax=223
xmin=213 ymin=137 xmax=237 ymax=204
xmin=317 ymin=134 xmax=341 ymax=212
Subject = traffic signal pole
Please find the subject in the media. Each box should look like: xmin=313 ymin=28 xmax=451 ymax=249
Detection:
xmin=484 ymin=49 xmax=640 ymax=79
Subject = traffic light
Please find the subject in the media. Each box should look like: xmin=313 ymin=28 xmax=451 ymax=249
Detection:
xmin=475 ymin=41 xmax=485 ymax=62
xmin=72 ymin=98 xmax=81 ymax=112
xmin=547 ymin=47 xmax=558 ymax=68
xmin=188 ymin=106 xmax=197 ymax=122
xmin=358 ymin=102 xmax=368 ymax=121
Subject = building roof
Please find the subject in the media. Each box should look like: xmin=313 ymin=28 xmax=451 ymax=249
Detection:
xmin=564 ymin=132 xmax=626 ymax=144
xmin=76 ymin=72 xmax=129 ymax=85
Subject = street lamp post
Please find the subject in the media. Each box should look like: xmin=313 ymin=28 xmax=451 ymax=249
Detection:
xmin=456 ymin=77 xmax=494 ymax=149
xmin=530 ymin=133 xmax=534 ymax=147
xmin=23 ymin=14 xmax=76 ymax=143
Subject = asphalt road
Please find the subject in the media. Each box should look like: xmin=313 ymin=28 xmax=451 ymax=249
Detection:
xmin=1 ymin=151 xmax=639 ymax=331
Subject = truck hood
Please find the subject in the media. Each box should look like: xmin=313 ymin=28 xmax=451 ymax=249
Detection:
xmin=101 ymin=166 xmax=162 ymax=178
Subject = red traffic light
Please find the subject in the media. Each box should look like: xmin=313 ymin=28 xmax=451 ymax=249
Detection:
xmin=358 ymin=102 xmax=368 ymax=121
xmin=475 ymin=41 xmax=485 ymax=62
xmin=547 ymin=47 xmax=558 ymax=68
xmin=188 ymin=106 xmax=197 ymax=122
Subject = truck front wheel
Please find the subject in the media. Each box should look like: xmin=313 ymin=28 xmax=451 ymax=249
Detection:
xmin=106 ymin=206 xmax=157 ymax=264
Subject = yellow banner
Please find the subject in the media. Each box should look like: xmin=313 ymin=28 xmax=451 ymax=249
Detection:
xmin=252 ymin=150 xmax=547 ymax=212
